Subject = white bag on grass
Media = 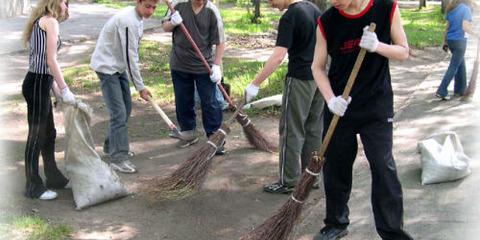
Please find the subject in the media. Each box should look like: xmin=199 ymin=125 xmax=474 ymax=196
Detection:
xmin=63 ymin=101 xmax=129 ymax=210
xmin=417 ymin=131 xmax=471 ymax=185
xmin=242 ymin=94 xmax=283 ymax=110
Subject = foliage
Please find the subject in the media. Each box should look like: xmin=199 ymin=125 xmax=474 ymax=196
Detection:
xmin=401 ymin=6 xmax=445 ymax=48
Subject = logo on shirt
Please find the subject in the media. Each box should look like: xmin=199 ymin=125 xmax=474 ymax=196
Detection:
xmin=340 ymin=38 xmax=361 ymax=54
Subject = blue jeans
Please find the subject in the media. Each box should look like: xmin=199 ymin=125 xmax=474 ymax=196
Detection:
xmin=194 ymin=84 xmax=228 ymax=110
xmin=171 ymin=70 xmax=222 ymax=137
xmin=97 ymin=71 xmax=131 ymax=161
xmin=437 ymin=39 xmax=467 ymax=97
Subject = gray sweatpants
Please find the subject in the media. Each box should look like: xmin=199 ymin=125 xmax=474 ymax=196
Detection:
xmin=279 ymin=77 xmax=324 ymax=187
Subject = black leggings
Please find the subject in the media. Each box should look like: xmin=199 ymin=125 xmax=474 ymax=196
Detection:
xmin=22 ymin=72 xmax=68 ymax=198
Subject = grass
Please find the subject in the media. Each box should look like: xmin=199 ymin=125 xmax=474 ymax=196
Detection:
xmin=401 ymin=6 xmax=445 ymax=48
xmin=63 ymin=40 xmax=287 ymax=104
xmin=91 ymin=0 xmax=167 ymax=19
xmin=1 ymin=215 xmax=72 ymax=240
xmin=221 ymin=6 xmax=281 ymax=35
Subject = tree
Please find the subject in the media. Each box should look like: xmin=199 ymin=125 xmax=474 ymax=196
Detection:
xmin=419 ymin=0 xmax=426 ymax=9
xmin=0 ymin=0 xmax=31 ymax=18
xmin=441 ymin=0 xmax=449 ymax=13
xmin=251 ymin=0 xmax=261 ymax=23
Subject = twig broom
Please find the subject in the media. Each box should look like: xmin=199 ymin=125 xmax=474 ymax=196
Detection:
xmin=165 ymin=0 xmax=277 ymax=153
xmin=140 ymin=108 xmax=241 ymax=200
xmin=461 ymin=41 xmax=480 ymax=101
xmin=240 ymin=23 xmax=376 ymax=240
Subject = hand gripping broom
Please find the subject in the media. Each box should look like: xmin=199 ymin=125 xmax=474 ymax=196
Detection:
xmin=239 ymin=23 xmax=376 ymax=240
xmin=165 ymin=0 xmax=277 ymax=153
xmin=461 ymin=40 xmax=480 ymax=101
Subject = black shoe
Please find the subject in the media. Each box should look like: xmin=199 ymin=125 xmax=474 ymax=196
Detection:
xmin=313 ymin=226 xmax=348 ymax=240
xmin=215 ymin=145 xmax=226 ymax=155
xmin=263 ymin=182 xmax=294 ymax=194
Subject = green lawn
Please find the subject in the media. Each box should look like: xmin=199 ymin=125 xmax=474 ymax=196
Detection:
xmin=401 ymin=6 xmax=445 ymax=48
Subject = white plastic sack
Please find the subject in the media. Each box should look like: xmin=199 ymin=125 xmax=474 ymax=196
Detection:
xmin=63 ymin=101 xmax=129 ymax=210
xmin=417 ymin=131 xmax=471 ymax=185
xmin=242 ymin=94 xmax=282 ymax=110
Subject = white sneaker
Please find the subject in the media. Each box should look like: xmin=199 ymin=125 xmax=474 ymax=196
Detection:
xmin=39 ymin=190 xmax=57 ymax=200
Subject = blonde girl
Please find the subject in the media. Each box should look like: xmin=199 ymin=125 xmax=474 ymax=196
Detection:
xmin=22 ymin=0 xmax=75 ymax=200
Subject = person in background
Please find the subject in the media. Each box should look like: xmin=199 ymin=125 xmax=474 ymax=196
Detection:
xmin=162 ymin=0 xmax=226 ymax=154
xmin=21 ymin=0 xmax=75 ymax=200
xmin=436 ymin=0 xmax=477 ymax=100
xmin=311 ymin=0 xmax=414 ymax=239
xmin=90 ymin=0 xmax=157 ymax=173
xmin=244 ymin=0 xmax=324 ymax=194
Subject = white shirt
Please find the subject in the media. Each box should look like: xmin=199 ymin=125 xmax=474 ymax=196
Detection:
xmin=90 ymin=7 xmax=145 ymax=91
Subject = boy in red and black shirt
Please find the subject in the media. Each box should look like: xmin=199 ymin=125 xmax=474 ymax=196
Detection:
xmin=311 ymin=0 xmax=413 ymax=239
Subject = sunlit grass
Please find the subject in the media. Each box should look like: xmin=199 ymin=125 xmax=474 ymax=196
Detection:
xmin=401 ymin=6 xmax=445 ymax=48
xmin=1 ymin=215 xmax=72 ymax=240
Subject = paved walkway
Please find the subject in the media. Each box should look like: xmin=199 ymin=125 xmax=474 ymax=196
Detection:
xmin=1 ymin=2 xmax=479 ymax=240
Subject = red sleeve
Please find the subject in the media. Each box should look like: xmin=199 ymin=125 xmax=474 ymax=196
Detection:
xmin=389 ymin=0 xmax=397 ymax=27
xmin=317 ymin=16 xmax=326 ymax=40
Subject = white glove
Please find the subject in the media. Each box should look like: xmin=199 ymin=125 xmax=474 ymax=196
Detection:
xmin=359 ymin=26 xmax=379 ymax=52
xmin=210 ymin=64 xmax=222 ymax=83
xmin=327 ymin=96 xmax=351 ymax=117
xmin=170 ymin=11 xmax=183 ymax=26
xmin=244 ymin=83 xmax=259 ymax=103
xmin=60 ymin=87 xmax=76 ymax=105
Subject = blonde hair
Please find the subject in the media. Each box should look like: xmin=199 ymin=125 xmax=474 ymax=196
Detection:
xmin=22 ymin=0 xmax=69 ymax=46
xmin=446 ymin=0 xmax=475 ymax=13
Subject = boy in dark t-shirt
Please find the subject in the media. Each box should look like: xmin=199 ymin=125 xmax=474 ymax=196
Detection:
xmin=244 ymin=0 xmax=324 ymax=194
xmin=162 ymin=0 xmax=225 ymax=153
xmin=311 ymin=0 xmax=413 ymax=239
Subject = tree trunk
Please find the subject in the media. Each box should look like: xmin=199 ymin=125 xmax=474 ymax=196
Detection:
xmin=0 ymin=0 xmax=31 ymax=18
xmin=251 ymin=0 xmax=261 ymax=23
xmin=419 ymin=0 xmax=426 ymax=9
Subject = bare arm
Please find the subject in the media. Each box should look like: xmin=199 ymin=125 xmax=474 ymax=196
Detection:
xmin=162 ymin=19 xmax=176 ymax=32
xmin=444 ymin=21 xmax=450 ymax=44
xmin=311 ymin=28 xmax=335 ymax=102
xmin=375 ymin=6 xmax=409 ymax=60
xmin=251 ymin=47 xmax=287 ymax=86
xmin=41 ymin=17 xmax=68 ymax=90
xmin=463 ymin=20 xmax=478 ymax=38
xmin=213 ymin=41 xmax=225 ymax=66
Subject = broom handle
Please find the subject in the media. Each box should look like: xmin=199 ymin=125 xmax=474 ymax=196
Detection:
xmin=317 ymin=23 xmax=376 ymax=158
xmin=148 ymin=97 xmax=181 ymax=134
xmin=165 ymin=1 xmax=235 ymax=108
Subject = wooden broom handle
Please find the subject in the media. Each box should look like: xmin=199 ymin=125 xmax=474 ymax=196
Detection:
xmin=165 ymin=1 xmax=235 ymax=108
xmin=317 ymin=23 xmax=376 ymax=157
xmin=148 ymin=97 xmax=179 ymax=132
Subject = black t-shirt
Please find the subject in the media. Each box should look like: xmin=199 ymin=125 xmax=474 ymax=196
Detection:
xmin=319 ymin=0 xmax=397 ymax=120
xmin=276 ymin=1 xmax=322 ymax=81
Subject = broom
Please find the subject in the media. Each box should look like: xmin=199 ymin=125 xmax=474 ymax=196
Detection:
xmin=165 ymin=0 xmax=277 ymax=153
xmin=140 ymin=107 xmax=241 ymax=200
xmin=148 ymin=98 xmax=182 ymax=139
xmin=461 ymin=40 xmax=480 ymax=101
xmin=240 ymin=23 xmax=376 ymax=240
